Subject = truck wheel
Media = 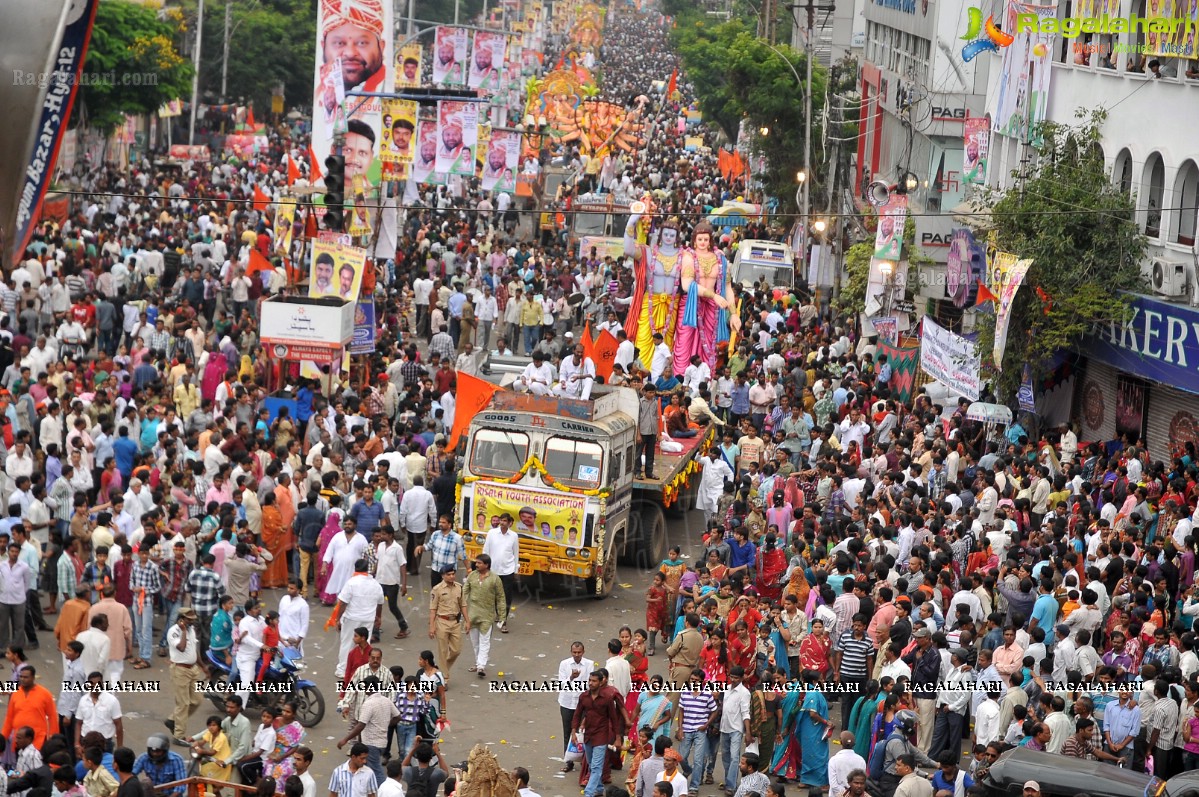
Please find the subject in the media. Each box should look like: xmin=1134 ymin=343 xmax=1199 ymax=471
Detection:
xmin=643 ymin=503 xmax=667 ymax=566
xmin=619 ymin=512 xmax=643 ymax=566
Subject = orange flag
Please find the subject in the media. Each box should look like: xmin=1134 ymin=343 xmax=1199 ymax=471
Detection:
xmin=287 ymin=156 xmax=301 ymax=186
xmin=592 ymin=329 xmax=619 ymax=381
xmin=247 ymin=248 xmax=273 ymax=276
xmin=974 ymin=278 xmax=998 ymax=306
xmin=448 ymin=372 xmax=502 ymax=451
xmin=252 ymin=184 xmax=270 ymax=211
xmin=666 ymin=68 xmax=678 ymax=97
xmin=246 ymin=105 xmax=256 ymax=129
xmin=309 ymin=146 xmax=321 ymax=183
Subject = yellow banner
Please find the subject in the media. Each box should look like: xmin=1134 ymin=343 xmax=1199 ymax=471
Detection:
xmin=309 ymin=235 xmax=367 ymax=301
xmin=397 ymin=44 xmax=423 ymax=87
xmin=470 ymin=482 xmax=590 ymax=546
xmin=381 ymin=99 xmax=418 ymax=164
xmin=273 ymin=199 xmax=296 ymax=258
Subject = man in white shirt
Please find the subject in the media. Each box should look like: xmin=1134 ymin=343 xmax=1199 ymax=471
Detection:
xmin=603 ymin=638 xmax=633 ymax=699
xmin=556 ymin=642 xmax=594 ymax=772
xmin=279 ymin=579 xmax=311 ymax=653
xmin=556 ymin=344 xmax=596 ymax=400
xmin=682 ymin=356 xmax=710 ymax=397
xmin=76 ymin=614 xmax=111 ymax=678
xmin=650 ymin=333 xmax=672 ymax=382
xmin=516 ymin=352 xmax=555 ymax=396
xmin=74 ymin=671 xmax=124 ymax=747
xmin=334 ymin=560 xmax=384 ymax=680
xmin=973 ymin=690 xmax=1002 ymax=748
xmin=614 ymin=331 xmax=636 ymax=372
xmin=235 ymin=601 xmax=267 ymax=707
xmin=719 ymin=667 xmax=753 ymax=793
xmin=374 ymin=528 xmax=409 ymax=640
xmin=827 ymin=732 xmax=866 ymax=797
xmin=482 ymin=514 xmax=520 ymax=632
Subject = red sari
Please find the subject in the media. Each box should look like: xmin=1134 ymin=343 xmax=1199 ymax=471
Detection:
xmin=729 ymin=632 xmax=756 ymax=677
xmin=800 ymin=631 xmax=832 ymax=677
xmin=261 ymin=505 xmax=288 ymax=589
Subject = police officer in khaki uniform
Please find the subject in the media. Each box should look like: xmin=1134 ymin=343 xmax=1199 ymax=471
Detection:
xmin=428 ymin=563 xmax=467 ymax=683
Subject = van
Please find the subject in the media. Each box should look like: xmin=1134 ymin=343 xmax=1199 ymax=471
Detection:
xmin=730 ymin=239 xmax=796 ymax=290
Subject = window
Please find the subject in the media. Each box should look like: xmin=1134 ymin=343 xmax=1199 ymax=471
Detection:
xmin=543 ymin=437 xmax=604 ymax=489
xmin=469 ymin=429 xmax=530 ymax=478
xmin=1174 ymin=160 xmax=1199 ymax=245
xmin=1142 ymin=152 xmax=1165 ymax=238
xmin=625 ymin=445 xmax=635 ymax=476
xmin=609 ymin=449 xmax=623 ymax=484
xmin=1114 ymin=148 xmax=1133 ymax=197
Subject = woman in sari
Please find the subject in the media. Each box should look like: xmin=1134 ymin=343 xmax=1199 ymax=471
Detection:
xmin=267 ymin=701 xmax=306 ymax=792
xmin=750 ymin=668 xmax=782 ymax=771
xmin=870 ymin=693 xmax=902 ymax=754
xmin=701 ymin=628 xmax=729 ymax=684
xmin=782 ymin=566 xmax=811 ymax=608
xmin=315 ymin=512 xmax=343 ymax=605
xmin=728 ymin=620 xmax=756 ymax=677
xmin=755 ymin=532 xmax=788 ymax=603
xmin=797 ymin=669 xmax=831 ymax=787
xmin=260 ymin=493 xmax=289 ymax=589
xmin=659 ymin=547 xmax=688 ymax=637
xmin=799 ymin=618 xmax=832 ymax=680
xmin=635 ymin=674 xmax=673 ymax=742
xmin=769 ymin=680 xmax=803 ymax=780
xmin=847 ymin=680 xmax=880 ymax=759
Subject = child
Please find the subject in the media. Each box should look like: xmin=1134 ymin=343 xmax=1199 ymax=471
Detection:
xmin=190 ymin=714 xmax=234 ymax=788
xmin=54 ymin=766 xmax=87 ymax=797
xmin=210 ymin=595 xmax=235 ymax=667
xmin=240 ymin=707 xmax=278 ymax=784
xmin=968 ymin=744 xmax=987 ymax=776
xmin=82 ymin=546 xmax=112 ymax=604
xmin=644 ymin=573 xmax=668 ymax=654
xmin=81 ymin=747 xmax=119 ymax=797
xmin=1061 ymin=589 xmax=1081 ymax=619
xmin=1004 ymin=704 xmax=1028 ymax=746
xmin=624 ymin=727 xmax=655 ymax=795
xmin=754 ymin=622 xmax=777 ymax=683
xmin=257 ymin=610 xmax=281 ymax=681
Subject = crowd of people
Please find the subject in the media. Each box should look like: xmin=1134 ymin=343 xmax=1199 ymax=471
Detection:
xmin=1 ymin=4 xmax=1198 ymax=797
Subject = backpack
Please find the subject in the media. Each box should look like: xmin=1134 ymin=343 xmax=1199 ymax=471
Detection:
xmin=408 ymin=764 xmax=436 ymax=797
xmin=868 ymin=731 xmax=906 ymax=781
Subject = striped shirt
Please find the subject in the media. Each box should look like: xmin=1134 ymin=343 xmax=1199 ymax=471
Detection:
xmin=395 ymin=693 xmax=426 ymax=725
xmin=329 ymin=763 xmax=378 ymax=797
xmin=835 ymin=631 xmax=876 ymax=679
xmin=677 ymin=690 xmax=718 ymax=733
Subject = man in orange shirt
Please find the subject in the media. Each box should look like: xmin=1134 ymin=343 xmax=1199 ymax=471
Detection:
xmin=54 ymin=585 xmax=92 ymax=667
xmin=2 ymin=667 xmax=59 ymax=748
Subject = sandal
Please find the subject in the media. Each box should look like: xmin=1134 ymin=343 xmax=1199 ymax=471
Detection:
xmin=133 ymin=660 xmax=151 ymax=669
xmin=395 ymin=630 xmax=410 ymax=639
xmin=560 ymin=764 xmax=575 ymax=774
xmin=477 ymin=668 xmax=486 ymax=678
xmin=468 ymin=665 xmax=478 ymax=673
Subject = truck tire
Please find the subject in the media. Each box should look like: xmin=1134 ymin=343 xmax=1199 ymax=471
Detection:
xmin=642 ymin=503 xmax=667 ymax=568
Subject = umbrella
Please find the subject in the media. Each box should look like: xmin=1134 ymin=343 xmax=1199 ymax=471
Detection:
xmin=287 ymin=110 xmax=303 ymax=120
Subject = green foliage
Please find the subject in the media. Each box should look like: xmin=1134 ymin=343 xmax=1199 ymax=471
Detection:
xmin=75 ymin=1 xmax=194 ymax=133
xmin=670 ymin=13 xmax=837 ymax=210
xmin=977 ymin=109 xmax=1147 ymax=399
xmin=836 ymin=241 xmax=872 ymax=315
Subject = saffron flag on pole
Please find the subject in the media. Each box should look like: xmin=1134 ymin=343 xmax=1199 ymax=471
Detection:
xmin=666 ymin=68 xmax=678 ymax=97
xmin=287 ymin=155 xmax=301 ymax=186
xmin=247 ymin=247 xmax=274 ymax=276
xmin=592 ymin=329 xmax=619 ymax=381
xmin=448 ymin=371 xmax=502 ymax=451
xmin=253 ymin=184 xmax=270 ymax=211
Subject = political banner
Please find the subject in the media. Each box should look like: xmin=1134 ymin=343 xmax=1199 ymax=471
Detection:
xmin=435 ymin=100 xmax=478 ymax=176
xmin=469 ymin=30 xmax=507 ymax=90
xmin=312 ymin=0 xmax=392 ymax=226
xmin=396 ymin=43 xmax=422 ymax=87
xmin=481 ymin=129 xmax=520 ymax=192
xmin=411 ymin=119 xmax=442 ymax=185
xmin=10 ymin=0 xmax=99 ymax=265
xmin=350 ymin=300 xmax=376 ymax=354
xmin=309 ymin=235 xmax=367 ymax=302
xmin=873 ymin=316 xmax=899 ymax=346
xmin=963 ymin=118 xmax=989 ymax=185
xmin=878 ymin=344 xmax=919 ymax=404
xmin=993 ymin=1 xmax=1054 ymax=145
xmin=432 ymin=26 xmax=468 ymax=85
xmin=346 ymin=174 xmax=373 ymax=237
xmin=992 ymin=253 xmax=1033 ymax=369
xmin=920 ymin=317 xmax=982 ymax=401
xmin=380 ymin=99 xmax=417 ymax=164
xmin=873 ymin=194 xmax=907 ymax=260
xmin=273 ymin=199 xmax=297 ymax=258
xmin=470 ymin=481 xmax=591 ymax=547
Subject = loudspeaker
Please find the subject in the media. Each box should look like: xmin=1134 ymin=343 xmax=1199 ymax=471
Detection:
xmin=867 ymin=180 xmax=891 ymax=207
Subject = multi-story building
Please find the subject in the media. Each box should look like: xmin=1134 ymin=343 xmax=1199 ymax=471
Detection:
xmin=977 ymin=0 xmax=1199 ymax=456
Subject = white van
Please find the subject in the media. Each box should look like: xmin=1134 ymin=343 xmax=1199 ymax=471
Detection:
xmin=730 ymin=239 xmax=796 ymax=290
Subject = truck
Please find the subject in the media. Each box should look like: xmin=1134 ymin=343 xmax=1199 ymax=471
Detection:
xmin=458 ymin=387 xmax=712 ymax=598
xmin=730 ymin=239 xmax=796 ymax=290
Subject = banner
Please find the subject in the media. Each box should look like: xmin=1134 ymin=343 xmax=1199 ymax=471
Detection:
xmin=878 ymin=344 xmax=919 ymax=404
xmin=469 ymin=482 xmax=590 ymax=546
xmin=1145 ymin=0 xmax=1176 ymax=57
xmin=963 ymin=118 xmax=989 ymax=185
xmin=448 ymin=371 xmax=502 ymax=451
xmin=946 ymin=228 xmax=983 ymax=308
xmin=469 ymin=30 xmax=507 ymax=90
xmin=993 ymin=2 xmax=1055 ymax=145
xmin=481 ymin=129 xmax=520 ymax=192
xmin=412 ymin=119 xmax=440 ymax=184
xmin=168 ymin=144 xmax=211 ymax=163
xmin=920 ymin=317 xmax=982 ymax=401
xmin=273 ymin=199 xmax=297 ymax=258
xmin=992 ymin=253 xmax=1033 ymax=369
xmin=874 ymin=316 xmax=899 ymax=346
xmin=10 ymin=0 xmax=99 ymax=265
xmin=224 ymin=134 xmax=265 ymax=159
xmin=396 ymin=43 xmax=422 ymax=87
xmin=350 ymin=301 xmax=377 ymax=354
xmin=432 ymin=26 xmax=468 ymax=85
xmin=347 ymin=174 xmax=373 ymax=237
xmin=158 ymin=99 xmax=183 ymax=118
xmin=380 ymin=99 xmax=417 ymax=164
xmin=309 ymin=235 xmax=367 ymax=301
xmin=312 ymin=0 xmax=392 ymax=226
xmin=436 ymin=100 xmax=478 ymax=176
xmin=873 ymin=195 xmax=907 ymax=260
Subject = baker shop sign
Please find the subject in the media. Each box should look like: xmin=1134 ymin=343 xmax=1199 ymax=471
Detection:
xmin=875 ymin=0 xmax=917 ymax=14
xmin=1086 ymin=293 xmax=1199 ymax=396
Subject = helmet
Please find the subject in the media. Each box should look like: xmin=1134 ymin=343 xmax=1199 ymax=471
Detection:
xmin=147 ymin=733 xmax=171 ymax=751
xmin=895 ymin=710 xmax=917 ymax=734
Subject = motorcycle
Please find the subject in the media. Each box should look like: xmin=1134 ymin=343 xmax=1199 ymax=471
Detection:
xmin=204 ymin=646 xmax=325 ymax=727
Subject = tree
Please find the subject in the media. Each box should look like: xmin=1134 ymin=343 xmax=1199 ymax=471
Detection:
xmin=977 ymin=110 xmax=1147 ymax=399
xmin=74 ymin=1 xmax=194 ymax=133
xmin=836 ymin=218 xmax=926 ymax=316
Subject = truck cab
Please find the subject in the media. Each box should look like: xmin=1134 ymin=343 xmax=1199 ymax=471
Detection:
xmin=459 ymin=387 xmax=639 ymax=598
xmin=731 ymin=239 xmax=796 ymax=290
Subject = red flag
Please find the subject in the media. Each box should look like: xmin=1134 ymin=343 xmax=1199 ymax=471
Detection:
xmin=666 ymin=68 xmax=678 ymax=97
xmin=309 ymin=146 xmax=321 ymax=183
xmin=592 ymin=329 xmax=619 ymax=382
xmin=252 ymin=184 xmax=270 ymax=211
xmin=246 ymin=105 xmax=256 ymax=129
xmin=580 ymin=321 xmax=596 ymax=364
xmin=247 ymin=248 xmax=273 ymax=276
xmin=287 ymin=156 xmax=301 ymax=186
xmin=448 ymin=372 xmax=502 ymax=451
xmin=974 ymin=278 xmax=998 ymax=306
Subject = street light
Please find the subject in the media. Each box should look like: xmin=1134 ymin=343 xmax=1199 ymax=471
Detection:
xmin=813 ymin=219 xmax=827 ymax=233
xmin=760 ymin=126 xmax=770 ymax=136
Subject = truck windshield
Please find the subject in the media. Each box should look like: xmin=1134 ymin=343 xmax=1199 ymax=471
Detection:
xmin=574 ymin=212 xmax=607 ymax=236
xmin=738 ymin=262 xmax=793 ymax=285
xmin=544 ymin=437 xmax=604 ymax=489
xmin=469 ymin=430 xmax=530 ymax=478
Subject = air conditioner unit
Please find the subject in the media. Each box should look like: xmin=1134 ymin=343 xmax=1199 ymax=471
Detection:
xmin=1150 ymin=257 xmax=1188 ymax=297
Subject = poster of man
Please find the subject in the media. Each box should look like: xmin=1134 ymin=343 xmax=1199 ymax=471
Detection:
xmin=273 ymin=199 xmax=297 ymax=258
xmin=309 ymin=237 xmax=367 ymax=301
xmin=468 ymin=31 xmax=506 ymax=90
xmin=436 ymin=100 xmax=478 ymax=176
xmin=873 ymin=194 xmax=908 ymax=260
xmin=380 ymin=99 xmax=417 ymax=163
xmin=432 ymin=26 xmax=467 ymax=85
xmin=412 ymin=119 xmax=440 ymax=184
xmin=396 ymin=43 xmax=422 ymax=87
xmin=481 ymin=130 xmax=520 ymax=192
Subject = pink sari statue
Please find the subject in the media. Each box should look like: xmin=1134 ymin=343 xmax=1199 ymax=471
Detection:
xmin=674 ymin=221 xmax=740 ymax=375
xmin=316 ymin=512 xmax=342 ymax=605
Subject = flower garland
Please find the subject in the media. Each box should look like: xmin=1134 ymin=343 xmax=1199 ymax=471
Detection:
xmin=459 ymin=454 xmax=612 ymax=498
xmin=594 ymin=494 xmax=608 ymax=595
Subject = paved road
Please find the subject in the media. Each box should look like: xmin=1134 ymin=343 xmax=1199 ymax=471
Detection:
xmin=24 ymin=506 xmax=708 ymax=797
